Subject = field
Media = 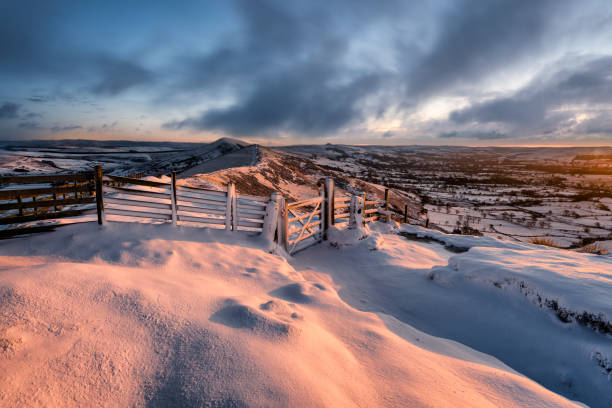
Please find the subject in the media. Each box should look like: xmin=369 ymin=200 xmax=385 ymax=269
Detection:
xmin=282 ymin=145 xmax=612 ymax=250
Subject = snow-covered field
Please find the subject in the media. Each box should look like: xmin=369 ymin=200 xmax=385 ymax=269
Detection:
xmin=283 ymin=144 xmax=612 ymax=249
xmin=1 ymin=221 xmax=610 ymax=407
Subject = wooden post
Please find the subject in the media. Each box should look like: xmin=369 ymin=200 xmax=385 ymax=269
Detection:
xmin=262 ymin=192 xmax=281 ymax=246
xmin=225 ymin=182 xmax=236 ymax=231
xmin=94 ymin=165 xmax=105 ymax=225
xmin=231 ymin=184 xmax=238 ymax=231
xmin=349 ymin=195 xmax=364 ymax=229
xmin=327 ymin=178 xmax=335 ymax=226
xmin=32 ymin=196 xmax=37 ymax=216
xmin=319 ymin=188 xmax=325 ymax=242
xmin=17 ymin=195 xmax=23 ymax=216
xmin=278 ymin=197 xmax=289 ymax=252
xmin=53 ymin=193 xmax=59 ymax=211
xmin=170 ymin=171 xmax=178 ymax=226
xmin=74 ymin=180 xmax=78 ymax=199
xmin=404 ymin=204 xmax=408 ymax=224
xmin=384 ymin=188 xmax=390 ymax=222
xmin=323 ymin=178 xmax=334 ymax=239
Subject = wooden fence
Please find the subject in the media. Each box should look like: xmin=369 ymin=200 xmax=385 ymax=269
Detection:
xmin=0 ymin=168 xmax=268 ymax=236
xmin=0 ymin=173 xmax=98 ymax=236
xmin=100 ymin=171 xmax=267 ymax=232
xmin=2 ymin=169 xmax=402 ymax=254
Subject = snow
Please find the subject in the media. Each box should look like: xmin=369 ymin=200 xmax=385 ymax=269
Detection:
xmin=400 ymin=224 xmax=528 ymax=251
xmin=296 ymin=225 xmax=612 ymax=408
xmin=0 ymin=222 xmax=586 ymax=407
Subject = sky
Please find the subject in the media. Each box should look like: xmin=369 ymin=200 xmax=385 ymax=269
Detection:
xmin=1 ymin=0 xmax=612 ymax=146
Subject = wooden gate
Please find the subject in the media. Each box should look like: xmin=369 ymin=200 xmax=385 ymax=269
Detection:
xmin=285 ymin=195 xmax=324 ymax=254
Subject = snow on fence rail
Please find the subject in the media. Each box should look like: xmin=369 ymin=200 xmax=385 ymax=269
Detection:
xmin=1 ymin=169 xmax=407 ymax=254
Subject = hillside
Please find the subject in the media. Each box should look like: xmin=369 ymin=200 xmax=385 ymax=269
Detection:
xmin=179 ymin=145 xmax=422 ymax=213
xmin=1 ymin=221 xmax=603 ymax=407
xmin=0 ymin=138 xmax=249 ymax=176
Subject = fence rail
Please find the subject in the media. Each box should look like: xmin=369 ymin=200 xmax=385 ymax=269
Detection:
xmin=2 ymin=169 xmax=415 ymax=249
xmin=0 ymin=172 xmax=97 ymax=236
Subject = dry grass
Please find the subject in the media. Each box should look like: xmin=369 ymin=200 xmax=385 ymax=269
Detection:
xmin=528 ymin=237 xmax=559 ymax=248
xmin=580 ymin=242 xmax=609 ymax=255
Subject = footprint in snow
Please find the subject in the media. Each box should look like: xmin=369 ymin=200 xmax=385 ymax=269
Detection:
xmin=210 ymin=299 xmax=294 ymax=339
xmin=269 ymin=283 xmax=319 ymax=304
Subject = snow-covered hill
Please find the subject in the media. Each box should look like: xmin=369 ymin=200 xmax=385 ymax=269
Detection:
xmin=1 ymin=221 xmax=610 ymax=407
xmin=0 ymin=138 xmax=250 ymax=176
xmin=179 ymin=145 xmax=422 ymax=212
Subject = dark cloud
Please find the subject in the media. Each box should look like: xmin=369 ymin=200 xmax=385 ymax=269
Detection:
xmin=18 ymin=121 xmax=41 ymax=130
xmin=90 ymin=58 xmax=153 ymax=95
xmin=438 ymin=130 xmax=508 ymax=140
xmin=28 ymin=95 xmax=54 ymax=103
xmin=406 ymin=0 xmax=559 ymax=99
xmin=164 ymin=0 xmax=400 ymax=136
xmin=0 ymin=1 xmax=154 ymax=99
xmin=51 ymin=125 xmax=83 ymax=132
xmin=167 ymin=65 xmax=382 ymax=136
xmin=0 ymin=103 xmax=20 ymax=119
xmin=449 ymin=56 xmax=612 ymax=135
xmin=165 ymin=0 xmax=581 ymax=137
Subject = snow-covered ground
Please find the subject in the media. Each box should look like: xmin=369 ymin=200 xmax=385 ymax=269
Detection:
xmin=296 ymin=224 xmax=612 ymax=408
xmin=1 ymin=221 xmax=609 ymax=407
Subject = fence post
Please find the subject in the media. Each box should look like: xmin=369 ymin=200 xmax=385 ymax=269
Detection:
xmin=170 ymin=171 xmax=178 ymax=226
xmin=262 ymin=192 xmax=280 ymax=246
xmin=319 ymin=188 xmax=325 ymax=242
xmin=278 ymin=197 xmax=289 ymax=252
xmin=17 ymin=195 xmax=23 ymax=217
xmin=94 ymin=165 xmax=105 ymax=225
xmin=349 ymin=195 xmax=364 ymax=229
xmin=323 ymin=178 xmax=334 ymax=239
xmin=231 ymin=184 xmax=238 ymax=231
xmin=384 ymin=188 xmax=390 ymax=222
xmin=225 ymin=182 xmax=232 ymax=231
xmin=404 ymin=204 xmax=408 ymax=224
xmin=226 ymin=182 xmax=236 ymax=231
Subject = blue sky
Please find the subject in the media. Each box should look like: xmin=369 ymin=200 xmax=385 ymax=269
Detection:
xmin=1 ymin=0 xmax=612 ymax=145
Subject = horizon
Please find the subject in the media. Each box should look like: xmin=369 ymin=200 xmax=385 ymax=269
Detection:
xmin=2 ymin=136 xmax=612 ymax=149
xmin=1 ymin=1 xmax=612 ymax=146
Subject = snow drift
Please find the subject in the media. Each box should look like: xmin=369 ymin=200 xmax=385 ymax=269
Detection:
xmin=0 ymin=222 xmax=594 ymax=407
